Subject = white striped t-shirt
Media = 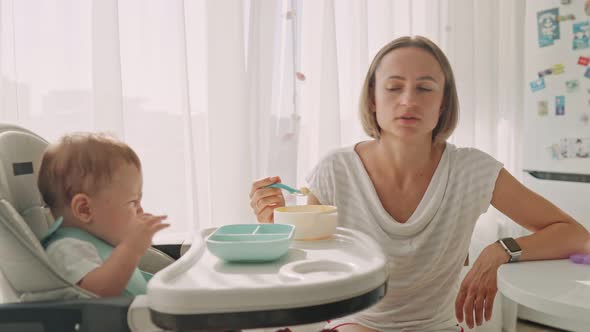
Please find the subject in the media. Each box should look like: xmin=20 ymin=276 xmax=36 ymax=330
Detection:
xmin=306 ymin=142 xmax=503 ymax=332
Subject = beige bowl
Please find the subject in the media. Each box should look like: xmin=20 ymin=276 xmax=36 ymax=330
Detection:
xmin=274 ymin=205 xmax=338 ymax=240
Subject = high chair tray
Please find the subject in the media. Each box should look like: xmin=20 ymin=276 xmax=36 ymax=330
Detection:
xmin=146 ymin=227 xmax=388 ymax=330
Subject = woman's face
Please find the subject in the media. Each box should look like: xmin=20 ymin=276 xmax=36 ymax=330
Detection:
xmin=372 ymin=47 xmax=445 ymax=142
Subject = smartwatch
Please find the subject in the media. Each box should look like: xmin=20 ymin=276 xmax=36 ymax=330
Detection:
xmin=497 ymin=237 xmax=522 ymax=263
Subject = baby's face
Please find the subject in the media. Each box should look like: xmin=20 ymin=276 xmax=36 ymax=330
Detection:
xmin=89 ymin=163 xmax=143 ymax=246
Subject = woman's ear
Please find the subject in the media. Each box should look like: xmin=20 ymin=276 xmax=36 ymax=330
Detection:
xmin=70 ymin=193 xmax=92 ymax=224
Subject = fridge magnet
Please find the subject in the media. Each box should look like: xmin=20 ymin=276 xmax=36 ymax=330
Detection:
xmin=557 ymin=14 xmax=575 ymax=22
xmin=537 ymin=66 xmax=558 ymax=78
xmin=578 ymin=56 xmax=590 ymax=65
xmin=548 ymin=144 xmax=563 ymax=160
xmin=530 ymin=77 xmax=546 ymax=92
xmin=538 ymin=100 xmax=549 ymax=116
xmin=587 ymin=0 xmax=590 ymax=15
xmin=573 ymin=138 xmax=590 ymax=158
xmin=565 ymin=79 xmax=579 ymax=92
xmin=546 ymin=138 xmax=590 ymax=159
xmin=552 ymin=63 xmax=565 ymax=74
xmin=537 ymin=8 xmax=560 ymax=47
xmin=538 ymin=68 xmax=552 ymax=77
xmin=561 ymin=0 xmax=571 ymax=4
xmin=580 ymin=113 xmax=590 ymax=124
xmin=566 ymin=138 xmax=577 ymax=158
xmin=550 ymin=139 xmax=568 ymax=159
xmin=555 ymin=95 xmax=565 ymax=115
xmin=585 ymin=67 xmax=590 ymax=78
xmin=573 ymin=21 xmax=590 ymax=50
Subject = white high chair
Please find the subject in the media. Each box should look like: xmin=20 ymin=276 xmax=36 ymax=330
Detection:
xmin=0 ymin=123 xmax=390 ymax=332
xmin=0 ymin=123 xmax=177 ymax=332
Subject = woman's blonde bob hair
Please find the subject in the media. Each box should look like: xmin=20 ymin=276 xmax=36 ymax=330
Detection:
xmin=359 ymin=35 xmax=459 ymax=143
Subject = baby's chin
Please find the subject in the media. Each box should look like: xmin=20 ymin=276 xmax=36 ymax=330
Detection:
xmin=90 ymin=224 xmax=127 ymax=246
xmin=108 ymin=236 xmax=125 ymax=247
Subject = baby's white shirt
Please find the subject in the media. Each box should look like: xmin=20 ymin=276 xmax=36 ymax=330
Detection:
xmin=46 ymin=238 xmax=102 ymax=285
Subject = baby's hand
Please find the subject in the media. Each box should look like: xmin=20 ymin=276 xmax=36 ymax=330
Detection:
xmin=122 ymin=213 xmax=169 ymax=255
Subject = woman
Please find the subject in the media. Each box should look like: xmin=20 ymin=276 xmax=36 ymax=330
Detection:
xmin=249 ymin=36 xmax=589 ymax=332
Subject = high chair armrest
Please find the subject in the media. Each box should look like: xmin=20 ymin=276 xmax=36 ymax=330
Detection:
xmin=139 ymin=245 xmax=185 ymax=274
xmin=139 ymin=246 xmax=176 ymax=274
xmin=0 ymin=297 xmax=133 ymax=332
xmin=151 ymin=243 xmax=186 ymax=260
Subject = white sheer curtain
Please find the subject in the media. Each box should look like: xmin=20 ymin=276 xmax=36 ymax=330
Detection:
xmin=0 ymin=0 xmax=285 ymax=244
xmin=1 ymin=0 xmax=525 ymax=327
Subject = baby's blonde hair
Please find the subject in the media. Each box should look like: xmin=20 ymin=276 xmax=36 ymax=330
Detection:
xmin=38 ymin=133 xmax=141 ymax=213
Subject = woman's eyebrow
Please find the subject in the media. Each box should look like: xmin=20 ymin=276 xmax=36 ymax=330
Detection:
xmin=416 ymin=76 xmax=438 ymax=82
xmin=387 ymin=75 xmax=405 ymax=80
xmin=386 ymin=75 xmax=438 ymax=83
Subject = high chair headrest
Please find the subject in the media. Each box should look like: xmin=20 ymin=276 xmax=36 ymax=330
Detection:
xmin=0 ymin=124 xmax=55 ymax=240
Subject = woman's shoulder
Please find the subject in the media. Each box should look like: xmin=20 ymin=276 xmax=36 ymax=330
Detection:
xmin=447 ymin=143 xmax=503 ymax=170
xmin=448 ymin=143 xmax=492 ymax=160
xmin=317 ymin=144 xmax=360 ymax=165
xmin=308 ymin=144 xmax=364 ymax=178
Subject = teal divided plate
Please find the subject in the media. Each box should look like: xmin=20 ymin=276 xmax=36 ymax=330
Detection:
xmin=206 ymin=224 xmax=295 ymax=262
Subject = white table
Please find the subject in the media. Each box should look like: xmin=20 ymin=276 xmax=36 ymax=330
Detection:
xmin=497 ymin=259 xmax=590 ymax=326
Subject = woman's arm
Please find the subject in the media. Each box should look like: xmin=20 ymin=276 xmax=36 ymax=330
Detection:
xmin=456 ymin=168 xmax=589 ymax=329
xmin=490 ymin=168 xmax=589 ymax=261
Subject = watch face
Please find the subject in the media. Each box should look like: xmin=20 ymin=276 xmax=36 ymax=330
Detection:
xmin=502 ymin=238 xmax=521 ymax=252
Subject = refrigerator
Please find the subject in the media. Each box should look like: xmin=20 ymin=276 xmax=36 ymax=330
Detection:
xmin=523 ymin=0 xmax=590 ymax=330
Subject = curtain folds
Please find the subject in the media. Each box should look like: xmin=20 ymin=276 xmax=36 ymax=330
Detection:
xmin=1 ymin=0 xmax=525 ymax=286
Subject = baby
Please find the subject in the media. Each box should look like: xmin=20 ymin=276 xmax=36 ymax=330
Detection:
xmin=38 ymin=133 xmax=169 ymax=297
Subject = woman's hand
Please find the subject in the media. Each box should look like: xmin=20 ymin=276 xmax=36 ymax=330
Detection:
xmin=249 ymin=176 xmax=286 ymax=223
xmin=455 ymin=243 xmax=508 ymax=329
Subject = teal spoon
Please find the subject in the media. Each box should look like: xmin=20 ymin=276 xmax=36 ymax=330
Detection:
xmin=266 ymin=183 xmax=310 ymax=196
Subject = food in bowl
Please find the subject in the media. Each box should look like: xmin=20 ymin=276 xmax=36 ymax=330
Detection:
xmin=273 ymin=205 xmax=338 ymax=240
